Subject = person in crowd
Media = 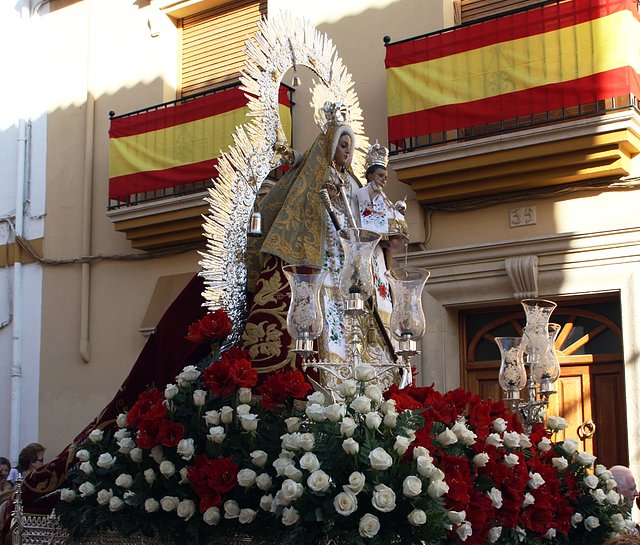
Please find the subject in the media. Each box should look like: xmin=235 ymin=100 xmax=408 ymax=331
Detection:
xmin=0 ymin=459 xmax=12 ymax=495
xmin=611 ymin=465 xmax=639 ymax=507
xmin=16 ymin=443 xmax=45 ymax=478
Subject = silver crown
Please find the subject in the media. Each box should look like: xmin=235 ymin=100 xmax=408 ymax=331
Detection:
xmin=365 ymin=140 xmax=389 ymax=170
xmin=320 ymin=102 xmax=348 ymax=132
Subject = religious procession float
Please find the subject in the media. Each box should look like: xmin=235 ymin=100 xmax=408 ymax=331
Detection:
xmin=11 ymin=11 xmax=638 ymax=545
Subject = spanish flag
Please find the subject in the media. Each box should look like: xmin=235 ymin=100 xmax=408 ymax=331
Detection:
xmin=385 ymin=0 xmax=640 ymax=143
xmin=109 ymin=86 xmax=292 ymax=200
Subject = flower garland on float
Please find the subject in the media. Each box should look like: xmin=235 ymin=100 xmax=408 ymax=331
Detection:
xmin=55 ymin=310 xmax=636 ymax=545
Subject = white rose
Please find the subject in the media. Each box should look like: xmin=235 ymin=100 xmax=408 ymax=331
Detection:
xmin=528 ymin=472 xmax=545 ymax=489
xmin=240 ymin=414 xmax=259 ymax=432
xmin=113 ymin=427 xmax=130 ymax=439
xmin=606 ymin=489 xmax=621 ymax=505
xmin=342 ymin=438 xmax=360 ymax=455
xmin=273 ymin=456 xmax=294 ymax=476
xmin=503 ymin=431 xmax=521 ymax=449
xmin=177 ymin=438 xmax=195 ymax=460
xmin=129 ymin=447 xmax=143 ymax=463
xmin=413 ymin=446 xmax=431 ymax=460
xmin=160 ymin=496 xmax=179 ymax=511
xmin=519 ymin=434 xmax=532 ymax=448
xmin=416 ymin=455 xmax=435 ymax=476
xmin=610 ymin=513 xmax=626 ymax=531
xmin=503 ymin=453 xmax=519 ymax=467
xmin=583 ymin=474 xmax=599 ymax=489
xmin=79 ymin=461 xmax=93 ymax=475
xmin=595 ymin=464 xmax=610 ymax=477
xmin=203 ymin=410 xmax=221 ymax=426
xmin=78 ymin=482 xmax=96 ymax=497
xmin=336 ymin=380 xmax=358 ymax=398
xmin=284 ymin=464 xmax=303 ymax=482
xmin=176 ymin=365 xmax=200 ymax=386
xmin=238 ymin=387 xmax=252 ymax=403
xmin=368 ymin=447 xmax=393 ymax=470
xmin=307 ymin=470 xmax=331 ymax=493
xmin=96 ymin=453 xmax=115 ymax=469
xmin=220 ymin=406 xmax=234 ymax=424
xmin=306 ymin=403 xmax=326 ymax=422
xmin=552 ymin=457 xmax=568 ymax=470
xmin=340 ymin=417 xmax=358 ymax=437
xmin=584 ymin=516 xmax=600 ymax=531
xmin=208 ymin=426 xmax=226 ymax=444
xmin=522 ymin=492 xmax=535 ymax=507
xmin=547 ymin=415 xmax=568 ymax=430
xmin=75 ymin=449 xmax=90 ymax=462
xmin=437 ymin=428 xmax=458 ymax=447
xmin=544 ymin=528 xmax=556 ymax=540
xmin=488 ymin=527 xmax=502 ymax=543
xmin=492 ymin=418 xmax=507 ymax=433
xmin=239 ymin=508 xmax=257 ymax=524
xmin=282 ymin=506 xmax=300 ymax=526
xmin=192 ymin=389 xmax=207 ymax=406
xmin=88 ymin=429 xmax=104 ymax=443
xmin=307 ymin=391 xmax=325 ymax=405
xmin=236 ymin=404 xmax=251 ymax=417
xmin=164 ymin=384 xmax=179 ymax=400
xmin=299 ymin=452 xmax=321 ymax=472
xmin=350 ymin=396 xmax=371 ymax=414
xmin=487 ymin=487 xmax=503 ymax=509
xmin=143 ymin=468 xmax=156 ymax=484
xmin=354 ymin=364 xmax=376 ymax=382
xmin=159 ymin=460 xmax=176 ymax=477
xmin=394 ymin=435 xmax=411 ymax=455
xmin=428 ymin=480 xmax=449 ymax=498
xmin=334 ymin=491 xmax=358 ymax=516
xmin=237 ymin=468 xmax=257 ymax=488
xmin=562 ymin=438 xmax=579 ymax=455
xmin=116 ymin=413 xmax=128 ymax=428
xmin=537 ymin=437 xmax=552 ymax=452
xmin=365 ymin=412 xmax=382 ymax=430
xmin=299 ymin=433 xmax=315 ymax=452
xmin=284 ymin=417 xmax=301 ymax=433
xmin=144 ymin=498 xmax=160 ymax=513
xmin=256 ymin=473 xmax=273 ymax=491
xmin=591 ymin=488 xmax=607 ymax=503
xmin=383 ymin=412 xmax=398 ymax=428
xmin=486 ymin=433 xmax=502 ymax=447
xmin=176 ymin=499 xmax=196 ymax=520
xmin=344 ymin=471 xmax=366 ymax=495
xmin=60 ymin=488 xmax=77 ymax=502
xmin=408 ymin=509 xmax=427 ymax=526
xmin=457 ymin=522 xmax=473 ymax=542
xmin=203 ymin=506 xmax=221 ymax=525
xmin=118 ymin=437 xmax=136 ymax=454
xmin=115 ymin=474 xmax=133 ymax=489
xmin=224 ymin=500 xmax=241 ymax=519
xmin=150 ymin=446 xmax=164 ymax=463
xmin=576 ymin=451 xmax=597 ymax=467
xmin=280 ymin=479 xmax=304 ymax=502
xmin=359 ymin=513 xmax=380 ymax=538
xmin=109 ymin=496 xmax=124 ymax=512
xmin=259 ymin=494 xmax=274 ymax=512
xmin=448 ymin=510 xmax=466 ymax=524
xmin=281 ymin=433 xmax=299 ymax=452
xmin=96 ymin=488 xmax=112 ymax=505
xmin=571 ymin=513 xmax=583 ymax=527
xmin=402 ymin=476 xmax=422 ymax=497
xmin=364 ymin=384 xmax=383 ymax=403
xmin=250 ymin=450 xmax=268 ymax=468
xmin=324 ymin=403 xmax=345 ymax=422
xmin=473 ymin=453 xmax=489 ymax=467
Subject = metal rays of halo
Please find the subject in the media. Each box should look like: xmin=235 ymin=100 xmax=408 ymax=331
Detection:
xmin=199 ymin=11 xmax=369 ymax=347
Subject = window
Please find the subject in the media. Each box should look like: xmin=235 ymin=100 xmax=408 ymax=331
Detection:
xmin=180 ymin=0 xmax=267 ymax=96
xmin=460 ymin=0 xmax=550 ymax=23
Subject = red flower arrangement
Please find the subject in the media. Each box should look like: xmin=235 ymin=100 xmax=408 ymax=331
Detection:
xmin=258 ymin=368 xmax=312 ymax=410
xmin=186 ymin=309 xmax=233 ymax=343
xmin=202 ymin=347 xmax=258 ymax=397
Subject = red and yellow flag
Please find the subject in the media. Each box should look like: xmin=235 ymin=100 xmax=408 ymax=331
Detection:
xmin=385 ymin=0 xmax=640 ymax=142
xmin=109 ymin=86 xmax=292 ymax=199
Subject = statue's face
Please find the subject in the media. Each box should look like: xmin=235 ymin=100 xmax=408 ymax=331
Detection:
xmin=334 ymin=134 xmax=352 ymax=168
xmin=368 ymin=167 xmax=387 ymax=191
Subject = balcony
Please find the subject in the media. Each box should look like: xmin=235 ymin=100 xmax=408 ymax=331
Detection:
xmin=385 ymin=0 xmax=640 ymax=205
xmin=107 ymin=82 xmax=293 ymax=250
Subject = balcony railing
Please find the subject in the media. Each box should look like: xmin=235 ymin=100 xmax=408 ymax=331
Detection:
xmin=384 ymin=0 xmax=640 ymax=155
xmin=107 ymin=81 xmax=294 ymax=211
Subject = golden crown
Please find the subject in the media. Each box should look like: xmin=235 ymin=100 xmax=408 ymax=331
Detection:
xmin=365 ymin=140 xmax=389 ymax=170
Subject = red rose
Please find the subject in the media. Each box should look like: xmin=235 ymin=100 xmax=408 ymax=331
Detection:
xmin=202 ymin=353 xmax=258 ymax=397
xmin=158 ymin=420 xmax=185 ymax=447
xmin=186 ymin=309 xmax=233 ymax=343
xmin=126 ymin=389 xmax=166 ymax=426
xmin=259 ymin=369 xmax=311 ymax=410
xmin=135 ymin=418 xmax=161 ymax=449
xmin=188 ymin=455 xmax=239 ymax=511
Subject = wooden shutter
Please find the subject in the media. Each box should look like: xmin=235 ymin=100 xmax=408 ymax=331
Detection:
xmin=460 ymin=0 xmax=552 ymax=23
xmin=180 ymin=0 xmax=266 ymax=96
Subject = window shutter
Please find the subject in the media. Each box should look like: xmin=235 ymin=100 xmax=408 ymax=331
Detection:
xmin=460 ymin=0 xmax=551 ymax=23
xmin=180 ymin=0 xmax=267 ymax=96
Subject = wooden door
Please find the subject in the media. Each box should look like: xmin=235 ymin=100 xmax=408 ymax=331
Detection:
xmin=462 ymin=300 xmax=628 ymax=467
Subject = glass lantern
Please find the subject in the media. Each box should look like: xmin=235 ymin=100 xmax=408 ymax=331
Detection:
xmin=519 ymin=299 xmax=559 ymax=391
xmin=495 ymin=336 xmax=526 ymax=400
xmin=337 ymin=228 xmax=381 ymax=314
xmin=385 ymin=266 xmax=430 ymax=354
xmin=282 ymin=265 xmax=327 ymax=356
xmin=529 ymin=322 xmax=561 ymax=393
